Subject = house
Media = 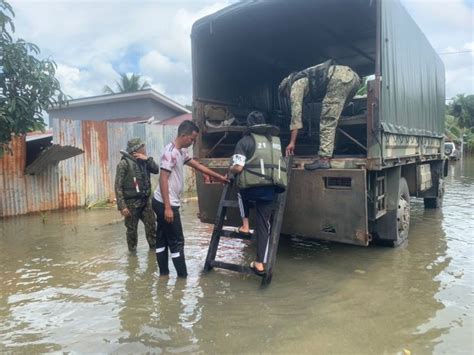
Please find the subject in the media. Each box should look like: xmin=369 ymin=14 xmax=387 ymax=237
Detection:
xmin=0 ymin=90 xmax=193 ymax=217
xmin=48 ymin=89 xmax=190 ymax=124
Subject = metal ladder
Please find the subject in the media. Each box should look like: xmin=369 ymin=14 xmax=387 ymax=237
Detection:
xmin=203 ymin=158 xmax=292 ymax=286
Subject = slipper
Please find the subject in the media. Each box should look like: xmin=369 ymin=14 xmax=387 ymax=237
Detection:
xmin=237 ymin=226 xmax=251 ymax=236
xmin=249 ymin=261 xmax=265 ymax=276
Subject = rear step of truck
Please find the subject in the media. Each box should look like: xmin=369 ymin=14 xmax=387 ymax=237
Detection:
xmin=204 ymin=158 xmax=293 ymax=286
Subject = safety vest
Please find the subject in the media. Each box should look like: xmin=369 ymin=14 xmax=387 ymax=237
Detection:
xmin=121 ymin=153 xmax=152 ymax=200
xmin=291 ymin=59 xmax=334 ymax=101
xmin=238 ymin=125 xmax=287 ymax=192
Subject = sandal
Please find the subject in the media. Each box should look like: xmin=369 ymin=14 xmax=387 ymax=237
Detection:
xmin=249 ymin=261 xmax=265 ymax=276
xmin=237 ymin=226 xmax=251 ymax=236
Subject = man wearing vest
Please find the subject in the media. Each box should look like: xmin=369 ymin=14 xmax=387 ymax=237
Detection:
xmin=115 ymin=138 xmax=159 ymax=252
xmin=230 ymin=111 xmax=287 ymax=275
xmin=279 ymin=60 xmax=360 ymax=169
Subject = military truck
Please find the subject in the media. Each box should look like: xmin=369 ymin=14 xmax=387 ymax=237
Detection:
xmin=190 ymin=0 xmax=447 ymax=247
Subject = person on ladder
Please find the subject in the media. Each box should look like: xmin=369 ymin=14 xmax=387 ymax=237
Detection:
xmin=229 ymin=111 xmax=287 ymax=275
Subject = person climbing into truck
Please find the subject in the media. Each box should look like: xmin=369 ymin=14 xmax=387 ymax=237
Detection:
xmin=114 ymin=138 xmax=159 ymax=252
xmin=279 ymin=60 xmax=360 ymax=169
xmin=229 ymin=111 xmax=287 ymax=275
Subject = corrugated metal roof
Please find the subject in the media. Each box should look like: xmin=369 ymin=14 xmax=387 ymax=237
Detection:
xmin=49 ymin=89 xmax=191 ymax=115
xmin=25 ymin=145 xmax=84 ymax=175
xmin=26 ymin=130 xmax=53 ymax=142
xmin=156 ymin=113 xmax=192 ymax=126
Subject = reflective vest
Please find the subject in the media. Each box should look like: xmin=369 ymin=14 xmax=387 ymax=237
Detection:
xmin=238 ymin=126 xmax=287 ymax=192
xmin=121 ymin=153 xmax=152 ymax=200
xmin=291 ymin=59 xmax=334 ymax=101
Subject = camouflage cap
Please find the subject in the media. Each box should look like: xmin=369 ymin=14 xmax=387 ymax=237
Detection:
xmin=126 ymin=137 xmax=145 ymax=153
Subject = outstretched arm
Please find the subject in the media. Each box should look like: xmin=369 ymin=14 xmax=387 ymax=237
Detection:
xmin=186 ymin=159 xmax=229 ymax=183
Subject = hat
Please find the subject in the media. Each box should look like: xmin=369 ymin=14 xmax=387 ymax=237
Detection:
xmin=126 ymin=137 xmax=144 ymax=153
xmin=246 ymin=111 xmax=266 ymax=127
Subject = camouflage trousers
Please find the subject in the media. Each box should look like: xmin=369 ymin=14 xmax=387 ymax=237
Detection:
xmin=319 ymin=66 xmax=360 ymax=157
xmin=124 ymin=199 xmax=156 ymax=251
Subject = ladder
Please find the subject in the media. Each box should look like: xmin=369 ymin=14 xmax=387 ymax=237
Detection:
xmin=204 ymin=157 xmax=292 ymax=286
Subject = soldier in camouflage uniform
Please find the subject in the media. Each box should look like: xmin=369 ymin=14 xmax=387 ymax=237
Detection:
xmin=279 ymin=61 xmax=360 ymax=169
xmin=115 ymin=138 xmax=159 ymax=252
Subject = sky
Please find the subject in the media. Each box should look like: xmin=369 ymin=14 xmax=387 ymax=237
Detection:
xmin=7 ymin=0 xmax=474 ymax=107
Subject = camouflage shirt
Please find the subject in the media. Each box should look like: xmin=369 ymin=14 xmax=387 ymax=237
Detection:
xmin=115 ymin=157 xmax=159 ymax=210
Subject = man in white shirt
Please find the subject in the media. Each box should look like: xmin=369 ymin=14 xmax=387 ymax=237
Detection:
xmin=152 ymin=120 xmax=228 ymax=277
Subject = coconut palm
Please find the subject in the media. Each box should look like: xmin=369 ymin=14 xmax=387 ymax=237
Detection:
xmin=103 ymin=73 xmax=151 ymax=94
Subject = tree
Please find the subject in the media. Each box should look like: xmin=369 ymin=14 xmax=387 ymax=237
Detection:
xmin=447 ymin=94 xmax=474 ymax=129
xmin=0 ymin=0 xmax=68 ymax=153
xmin=103 ymin=73 xmax=151 ymax=94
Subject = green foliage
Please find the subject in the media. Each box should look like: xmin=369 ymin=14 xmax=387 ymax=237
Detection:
xmin=447 ymin=94 xmax=474 ymax=129
xmin=0 ymin=0 xmax=68 ymax=152
xmin=356 ymin=76 xmax=368 ymax=96
xmin=445 ymin=113 xmax=474 ymax=153
xmin=103 ymin=73 xmax=151 ymax=94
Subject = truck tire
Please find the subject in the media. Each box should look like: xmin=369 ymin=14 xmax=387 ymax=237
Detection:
xmin=424 ymin=179 xmax=444 ymax=209
xmin=373 ymin=177 xmax=410 ymax=247
xmin=395 ymin=177 xmax=411 ymax=246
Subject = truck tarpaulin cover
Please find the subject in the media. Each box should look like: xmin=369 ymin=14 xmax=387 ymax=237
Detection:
xmin=381 ymin=0 xmax=445 ymax=138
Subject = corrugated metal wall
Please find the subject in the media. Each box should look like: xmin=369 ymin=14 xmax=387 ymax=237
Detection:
xmin=0 ymin=119 xmax=193 ymax=217
xmin=0 ymin=136 xmax=61 ymax=217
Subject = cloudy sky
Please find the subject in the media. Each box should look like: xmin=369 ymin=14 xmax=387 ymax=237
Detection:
xmin=8 ymin=0 xmax=474 ymax=106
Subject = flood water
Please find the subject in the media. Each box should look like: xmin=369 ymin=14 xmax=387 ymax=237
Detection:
xmin=1 ymin=158 xmax=473 ymax=354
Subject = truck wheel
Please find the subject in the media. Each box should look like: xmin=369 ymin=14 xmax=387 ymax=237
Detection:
xmin=395 ymin=177 xmax=411 ymax=246
xmin=372 ymin=177 xmax=410 ymax=247
xmin=424 ymin=179 xmax=444 ymax=209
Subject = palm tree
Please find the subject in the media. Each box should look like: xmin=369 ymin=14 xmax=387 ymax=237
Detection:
xmin=103 ymin=73 xmax=151 ymax=94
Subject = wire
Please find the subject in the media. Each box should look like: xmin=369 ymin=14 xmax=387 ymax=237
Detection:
xmin=438 ymin=50 xmax=474 ymax=55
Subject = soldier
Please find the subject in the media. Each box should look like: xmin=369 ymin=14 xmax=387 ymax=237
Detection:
xmin=279 ymin=60 xmax=360 ymax=169
xmin=115 ymin=138 xmax=159 ymax=252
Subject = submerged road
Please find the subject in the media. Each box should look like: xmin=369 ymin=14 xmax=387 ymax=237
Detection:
xmin=0 ymin=157 xmax=473 ymax=353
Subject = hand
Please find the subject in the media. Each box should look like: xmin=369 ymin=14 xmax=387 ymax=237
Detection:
xmin=286 ymin=142 xmax=295 ymax=156
xmin=121 ymin=208 xmax=131 ymax=217
xmin=164 ymin=207 xmax=174 ymax=224
xmin=203 ymin=173 xmax=211 ymax=184
xmin=216 ymin=174 xmax=230 ymax=184
xmin=132 ymin=152 xmax=148 ymax=160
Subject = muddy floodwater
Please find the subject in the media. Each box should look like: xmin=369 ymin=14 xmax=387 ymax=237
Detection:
xmin=1 ymin=158 xmax=473 ymax=354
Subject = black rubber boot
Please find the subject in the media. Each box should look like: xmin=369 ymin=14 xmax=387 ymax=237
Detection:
xmin=172 ymin=255 xmax=188 ymax=278
xmin=156 ymin=249 xmax=170 ymax=276
xmin=304 ymin=158 xmax=331 ymax=170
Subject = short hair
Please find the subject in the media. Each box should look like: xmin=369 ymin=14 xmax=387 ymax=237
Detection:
xmin=246 ymin=111 xmax=266 ymax=127
xmin=178 ymin=120 xmax=199 ymax=136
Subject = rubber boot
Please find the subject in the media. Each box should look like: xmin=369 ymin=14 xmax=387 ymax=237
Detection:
xmin=172 ymin=255 xmax=188 ymax=278
xmin=156 ymin=249 xmax=170 ymax=276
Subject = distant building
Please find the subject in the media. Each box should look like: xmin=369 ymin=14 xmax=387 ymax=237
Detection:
xmin=48 ymin=89 xmax=190 ymax=124
xmin=0 ymin=90 xmax=193 ymax=217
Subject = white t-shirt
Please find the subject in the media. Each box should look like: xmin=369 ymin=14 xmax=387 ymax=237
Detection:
xmin=154 ymin=142 xmax=192 ymax=207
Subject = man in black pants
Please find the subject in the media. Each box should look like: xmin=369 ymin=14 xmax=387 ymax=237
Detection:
xmin=230 ymin=111 xmax=287 ymax=275
xmin=152 ymin=120 xmax=228 ymax=277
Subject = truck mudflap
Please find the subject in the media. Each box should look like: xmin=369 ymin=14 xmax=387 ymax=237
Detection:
xmin=196 ymin=164 xmax=370 ymax=246
xmin=282 ymin=168 xmax=370 ymax=246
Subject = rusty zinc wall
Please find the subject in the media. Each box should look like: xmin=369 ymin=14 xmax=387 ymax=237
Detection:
xmin=0 ymin=135 xmax=62 ymax=217
xmin=0 ymin=119 xmax=194 ymax=218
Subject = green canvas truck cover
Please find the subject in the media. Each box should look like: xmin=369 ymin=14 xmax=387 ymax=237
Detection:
xmin=380 ymin=0 xmax=445 ymax=138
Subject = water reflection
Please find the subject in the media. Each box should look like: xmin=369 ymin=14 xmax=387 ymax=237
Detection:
xmin=0 ymin=158 xmax=473 ymax=353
